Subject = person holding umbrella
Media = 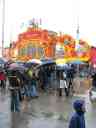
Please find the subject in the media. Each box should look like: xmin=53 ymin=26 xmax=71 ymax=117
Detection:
xmin=8 ymin=70 xmax=21 ymax=112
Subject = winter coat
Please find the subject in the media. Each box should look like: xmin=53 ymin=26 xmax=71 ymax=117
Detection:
xmin=69 ymin=100 xmax=85 ymax=128
xmin=92 ymin=73 xmax=96 ymax=87
xmin=0 ymin=72 xmax=6 ymax=80
xmin=8 ymin=76 xmax=20 ymax=89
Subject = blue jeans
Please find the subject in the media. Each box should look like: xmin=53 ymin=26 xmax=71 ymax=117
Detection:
xmin=24 ymin=85 xmax=30 ymax=97
xmin=11 ymin=91 xmax=20 ymax=112
xmin=30 ymin=85 xmax=38 ymax=97
xmin=44 ymin=77 xmax=50 ymax=90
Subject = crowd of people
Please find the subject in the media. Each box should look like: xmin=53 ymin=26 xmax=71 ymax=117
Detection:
xmin=1 ymin=62 xmax=96 ymax=128
xmin=0 ymin=64 xmax=73 ymax=111
xmin=0 ymin=62 xmax=95 ymax=114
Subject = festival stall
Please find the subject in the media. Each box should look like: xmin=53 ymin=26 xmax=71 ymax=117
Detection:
xmin=56 ymin=35 xmax=90 ymax=64
xmin=10 ymin=27 xmax=57 ymax=61
xmin=10 ymin=25 xmax=91 ymax=63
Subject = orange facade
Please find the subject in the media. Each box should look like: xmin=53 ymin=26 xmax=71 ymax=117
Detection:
xmin=90 ymin=47 xmax=96 ymax=65
xmin=56 ymin=35 xmax=90 ymax=61
xmin=11 ymin=27 xmax=57 ymax=61
xmin=57 ymin=34 xmax=76 ymax=58
xmin=10 ymin=27 xmax=90 ymax=62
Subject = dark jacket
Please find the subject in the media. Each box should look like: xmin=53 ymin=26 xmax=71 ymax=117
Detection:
xmin=8 ymin=76 xmax=20 ymax=89
xmin=92 ymin=73 xmax=96 ymax=87
xmin=69 ymin=100 xmax=85 ymax=128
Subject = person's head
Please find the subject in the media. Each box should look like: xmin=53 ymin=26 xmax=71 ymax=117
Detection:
xmin=73 ymin=99 xmax=86 ymax=115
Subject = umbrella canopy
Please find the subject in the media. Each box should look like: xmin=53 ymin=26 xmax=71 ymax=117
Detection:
xmin=9 ymin=63 xmax=19 ymax=68
xmin=40 ymin=58 xmax=56 ymax=65
xmin=69 ymin=60 xmax=85 ymax=65
xmin=4 ymin=59 xmax=15 ymax=67
xmin=8 ymin=63 xmax=27 ymax=73
xmin=27 ymin=59 xmax=42 ymax=64
xmin=25 ymin=59 xmax=42 ymax=68
xmin=35 ymin=59 xmax=56 ymax=70
xmin=56 ymin=63 xmax=68 ymax=70
xmin=0 ymin=58 xmax=7 ymax=64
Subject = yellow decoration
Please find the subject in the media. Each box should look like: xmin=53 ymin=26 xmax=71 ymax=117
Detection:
xmin=56 ymin=59 xmax=67 ymax=64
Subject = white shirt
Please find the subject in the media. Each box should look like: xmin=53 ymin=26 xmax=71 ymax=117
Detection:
xmin=60 ymin=80 xmax=67 ymax=88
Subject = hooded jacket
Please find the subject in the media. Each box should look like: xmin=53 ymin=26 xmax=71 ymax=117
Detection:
xmin=69 ymin=100 xmax=85 ymax=128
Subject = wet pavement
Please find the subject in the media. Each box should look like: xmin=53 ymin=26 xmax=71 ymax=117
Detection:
xmin=0 ymin=77 xmax=96 ymax=128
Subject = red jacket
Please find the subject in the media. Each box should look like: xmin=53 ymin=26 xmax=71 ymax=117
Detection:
xmin=0 ymin=72 xmax=6 ymax=80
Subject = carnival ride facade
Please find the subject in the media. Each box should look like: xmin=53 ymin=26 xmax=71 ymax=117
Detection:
xmin=10 ymin=26 xmax=90 ymax=63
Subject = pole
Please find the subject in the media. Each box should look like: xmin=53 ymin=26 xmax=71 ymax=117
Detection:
xmin=2 ymin=0 xmax=5 ymax=57
xmin=75 ymin=17 xmax=80 ymax=51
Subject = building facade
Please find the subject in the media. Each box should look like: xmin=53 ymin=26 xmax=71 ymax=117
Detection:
xmin=10 ymin=26 xmax=91 ymax=62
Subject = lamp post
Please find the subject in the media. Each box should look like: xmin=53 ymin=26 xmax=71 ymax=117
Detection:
xmin=2 ymin=0 xmax=5 ymax=57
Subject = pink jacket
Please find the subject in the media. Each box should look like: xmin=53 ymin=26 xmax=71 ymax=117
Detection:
xmin=0 ymin=72 xmax=6 ymax=80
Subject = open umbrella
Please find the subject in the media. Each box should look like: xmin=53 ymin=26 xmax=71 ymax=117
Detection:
xmin=25 ymin=59 xmax=42 ymax=68
xmin=0 ymin=58 xmax=7 ymax=64
xmin=8 ymin=63 xmax=27 ymax=73
xmin=56 ymin=63 xmax=68 ymax=70
xmin=69 ymin=60 xmax=85 ymax=65
xmin=40 ymin=58 xmax=56 ymax=66
xmin=35 ymin=59 xmax=56 ymax=70
xmin=9 ymin=63 xmax=18 ymax=68
xmin=27 ymin=59 xmax=42 ymax=64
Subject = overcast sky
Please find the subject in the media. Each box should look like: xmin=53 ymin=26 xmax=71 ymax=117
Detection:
xmin=0 ymin=0 xmax=96 ymax=47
